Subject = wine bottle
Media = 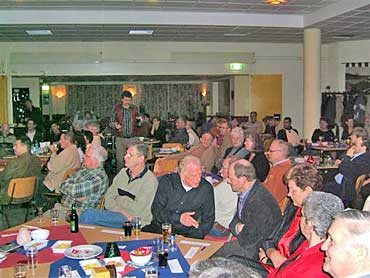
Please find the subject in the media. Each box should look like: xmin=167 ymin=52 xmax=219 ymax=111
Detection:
xmin=70 ymin=204 xmax=79 ymax=233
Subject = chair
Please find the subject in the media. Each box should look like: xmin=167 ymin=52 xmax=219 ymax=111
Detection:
xmin=97 ymin=197 xmax=105 ymax=210
xmin=280 ymin=197 xmax=290 ymax=215
xmin=162 ymin=143 xmax=184 ymax=152
xmin=363 ymin=195 xmax=370 ymax=212
xmin=0 ymin=176 xmax=37 ymax=228
xmin=355 ymin=174 xmax=370 ymax=209
xmin=153 ymin=158 xmax=179 ymax=175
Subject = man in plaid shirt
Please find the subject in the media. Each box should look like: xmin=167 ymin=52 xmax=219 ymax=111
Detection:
xmin=59 ymin=144 xmax=109 ymax=211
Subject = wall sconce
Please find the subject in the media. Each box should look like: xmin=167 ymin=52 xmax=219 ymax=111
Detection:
xmin=122 ymin=84 xmax=137 ymax=96
xmin=51 ymin=85 xmax=67 ymax=99
xmin=201 ymin=89 xmax=207 ymax=97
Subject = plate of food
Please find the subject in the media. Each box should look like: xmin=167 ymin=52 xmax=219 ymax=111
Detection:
xmin=64 ymin=245 xmax=103 ymax=259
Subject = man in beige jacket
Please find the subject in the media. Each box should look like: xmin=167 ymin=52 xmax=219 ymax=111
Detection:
xmin=43 ymin=131 xmax=81 ymax=193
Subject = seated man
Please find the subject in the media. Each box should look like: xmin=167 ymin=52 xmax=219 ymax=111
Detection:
xmin=0 ymin=136 xmax=41 ymax=202
xmin=25 ymin=118 xmax=43 ymax=145
xmin=58 ymin=144 xmax=109 ymax=212
xmin=214 ymin=127 xmax=247 ymax=172
xmin=43 ymin=131 xmax=81 ymax=193
xmin=143 ymin=155 xmax=215 ymax=239
xmin=324 ymin=127 xmax=370 ymax=207
xmin=264 ymin=139 xmax=292 ymax=208
xmin=321 ymin=209 xmax=370 ymax=278
xmin=213 ymin=159 xmax=281 ymax=258
xmin=168 ymin=116 xmax=189 ymax=145
xmin=214 ymin=118 xmax=232 ymax=160
xmin=164 ymin=132 xmax=217 ymax=172
xmin=208 ymin=157 xmax=238 ymax=237
xmin=80 ymin=144 xmax=158 ymax=228
xmin=0 ymin=123 xmax=16 ymax=158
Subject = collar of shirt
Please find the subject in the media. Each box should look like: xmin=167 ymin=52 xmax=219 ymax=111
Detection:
xmin=351 ymin=151 xmax=366 ymax=161
xmin=180 ymin=178 xmax=193 ymax=192
xmin=126 ymin=165 xmax=148 ymax=183
xmin=273 ymin=158 xmax=290 ymax=167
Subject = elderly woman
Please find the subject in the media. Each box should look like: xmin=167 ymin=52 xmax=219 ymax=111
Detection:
xmin=243 ymin=131 xmax=270 ymax=182
xmin=267 ymin=192 xmax=344 ymax=278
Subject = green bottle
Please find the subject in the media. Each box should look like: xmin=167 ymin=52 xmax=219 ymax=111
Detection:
xmin=70 ymin=204 xmax=79 ymax=233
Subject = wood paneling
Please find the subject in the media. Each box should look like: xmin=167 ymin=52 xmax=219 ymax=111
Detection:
xmin=251 ymin=74 xmax=282 ymax=120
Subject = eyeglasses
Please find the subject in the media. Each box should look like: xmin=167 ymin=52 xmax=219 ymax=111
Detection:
xmin=125 ymin=152 xmax=138 ymax=158
xmin=268 ymin=149 xmax=281 ymax=153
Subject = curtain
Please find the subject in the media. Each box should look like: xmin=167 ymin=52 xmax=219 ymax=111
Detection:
xmin=0 ymin=76 xmax=8 ymax=124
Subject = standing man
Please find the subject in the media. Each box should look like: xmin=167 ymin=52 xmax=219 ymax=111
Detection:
xmin=213 ymin=159 xmax=281 ymax=258
xmin=322 ymin=209 xmax=370 ymax=278
xmin=143 ymin=156 xmax=215 ymax=239
xmin=80 ymin=144 xmax=158 ymax=228
xmin=112 ymin=90 xmax=139 ymax=171
xmin=24 ymin=99 xmax=43 ymax=128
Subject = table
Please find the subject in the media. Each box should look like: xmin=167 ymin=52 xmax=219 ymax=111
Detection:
xmin=0 ymin=218 xmax=223 ymax=277
xmin=312 ymin=146 xmax=348 ymax=160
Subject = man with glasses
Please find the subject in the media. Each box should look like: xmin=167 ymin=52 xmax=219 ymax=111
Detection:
xmin=264 ymin=139 xmax=292 ymax=208
xmin=80 ymin=144 xmax=158 ymax=228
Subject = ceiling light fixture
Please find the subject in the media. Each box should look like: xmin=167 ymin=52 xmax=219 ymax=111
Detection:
xmin=26 ymin=30 xmax=53 ymax=35
xmin=265 ymin=0 xmax=287 ymax=5
xmin=129 ymin=30 xmax=154 ymax=35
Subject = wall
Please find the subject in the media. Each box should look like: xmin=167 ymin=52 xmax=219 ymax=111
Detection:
xmin=322 ymin=40 xmax=370 ymax=91
xmin=0 ymin=41 xmax=304 ymax=129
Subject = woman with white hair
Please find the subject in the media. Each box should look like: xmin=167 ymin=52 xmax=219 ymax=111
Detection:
xmin=267 ymin=192 xmax=344 ymax=278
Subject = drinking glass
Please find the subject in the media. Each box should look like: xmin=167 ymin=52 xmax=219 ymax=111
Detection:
xmin=14 ymin=263 xmax=27 ymax=278
xmin=145 ymin=265 xmax=158 ymax=278
xmin=132 ymin=216 xmax=141 ymax=237
xmin=37 ymin=207 xmax=43 ymax=224
xmin=26 ymin=247 xmax=38 ymax=269
xmin=158 ymin=243 xmax=168 ymax=268
xmin=123 ymin=221 xmax=132 ymax=237
xmin=51 ymin=209 xmax=59 ymax=225
xmin=161 ymin=223 xmax=172 ymax=243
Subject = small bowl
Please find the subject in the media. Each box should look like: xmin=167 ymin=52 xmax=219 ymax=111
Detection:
xmin=30 ymin=229 xmax=50 ymax=240
xmin=130 ymin=247 xmax=152 ymax=266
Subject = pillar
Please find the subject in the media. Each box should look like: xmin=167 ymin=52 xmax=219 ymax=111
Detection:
xmin=304 ymin=28 xmax=321 ymax=139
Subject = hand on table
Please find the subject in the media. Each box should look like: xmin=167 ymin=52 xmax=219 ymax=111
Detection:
xmin=180 ymin=212 xmax=199 ymax=228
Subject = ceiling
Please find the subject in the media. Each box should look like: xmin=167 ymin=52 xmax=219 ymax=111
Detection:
xmin=0 ymin=0 xmax=369 ymax=43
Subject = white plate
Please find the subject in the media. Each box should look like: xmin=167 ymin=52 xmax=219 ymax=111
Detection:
xmin=64 ymin=245 xmax=103 ymax=260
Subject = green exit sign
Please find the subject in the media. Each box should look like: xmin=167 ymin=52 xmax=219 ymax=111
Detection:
xmin=229 ymin=63 xmax=244 ymax=70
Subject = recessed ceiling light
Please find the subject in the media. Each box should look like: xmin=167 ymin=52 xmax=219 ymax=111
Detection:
xmin=129 ymin=30 xmax=154 ymax=35
xmin=26 ymin=30 xmax=53 ymax=35
xmin=265 ymin=0 xmax=287 ymax=5
xmin=224 ymin=33 xmax=247 ymax=37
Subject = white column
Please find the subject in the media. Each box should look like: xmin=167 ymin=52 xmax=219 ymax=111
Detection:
xmin=304 ymin=28 xmax=321 ymax=139
xmin=211 ymin=82 xmax=219 ymax=115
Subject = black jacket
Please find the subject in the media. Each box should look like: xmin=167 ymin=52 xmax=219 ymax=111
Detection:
xmin=143 ymin=173 xmax=215 ymax=239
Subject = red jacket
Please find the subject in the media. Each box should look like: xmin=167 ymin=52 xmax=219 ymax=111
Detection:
xmin=113 ymin=103 xmax=139 ymax=136
xmin=268 ymin=241 xmax=329 ymax=278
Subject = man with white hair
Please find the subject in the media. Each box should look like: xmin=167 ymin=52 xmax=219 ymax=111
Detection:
xmin=143 ymin=155 xmax=215 ymax=239
xmin=321 ymin=209 xmax=370 ymax=278
xmin=59 ymin=144 xmax=109 ymax=212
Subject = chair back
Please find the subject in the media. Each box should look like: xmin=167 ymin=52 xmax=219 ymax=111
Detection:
xmin=97 ymin=197 xmax=105 ymax=209
xmin=363 ymin=196 xmax=370 ymax=212
xmin=162 ymin=143 xmax=184 ymax=152
xmin=7 ymin=176 xmax=37 ymax=201
xmin=153 ymin=158 xmax=179 ymax=175
xmin=280 ymin=197 xmax=290 ymax=215
xmin=355 ymin=174 xmax=369 ymax=194
xmin=63 ymin=168 xmax=78 ymax=180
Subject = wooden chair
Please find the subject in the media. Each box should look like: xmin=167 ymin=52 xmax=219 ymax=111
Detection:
xmin=97 ymin=197 xmax=105 ymax=210
xmin=162 ymin=143 xmax=184 ymax=152
xmin=0 ymin=176 xmax=37 ymax=228
xmin=153 ymin=158 xmax=179 ymax=175
xmin=355 ymin=174 xmax=370 ymax=209
xmin=363 ymin=195 xmax=370 ymax=212
xmin=280 ymin=197 xmax=290 ymax=215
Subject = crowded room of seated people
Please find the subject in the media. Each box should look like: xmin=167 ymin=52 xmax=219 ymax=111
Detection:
xmin=1 ymin=75 xmax=370 ymax=278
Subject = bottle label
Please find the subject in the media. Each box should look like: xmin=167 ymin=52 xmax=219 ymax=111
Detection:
xmin=70 ymin=221 xmax=76 ymax=231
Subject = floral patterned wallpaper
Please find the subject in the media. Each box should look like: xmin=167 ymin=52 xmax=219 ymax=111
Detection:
xmin=67 ymin=83 xmax=204 ymax=120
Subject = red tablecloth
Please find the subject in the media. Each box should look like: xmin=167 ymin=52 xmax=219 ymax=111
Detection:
xmin=0 ymin=225 xmax=87 ymax=268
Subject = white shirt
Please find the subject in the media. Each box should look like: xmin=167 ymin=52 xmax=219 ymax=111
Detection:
xmin=214 ymin=178 xmax=238 ymax=227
